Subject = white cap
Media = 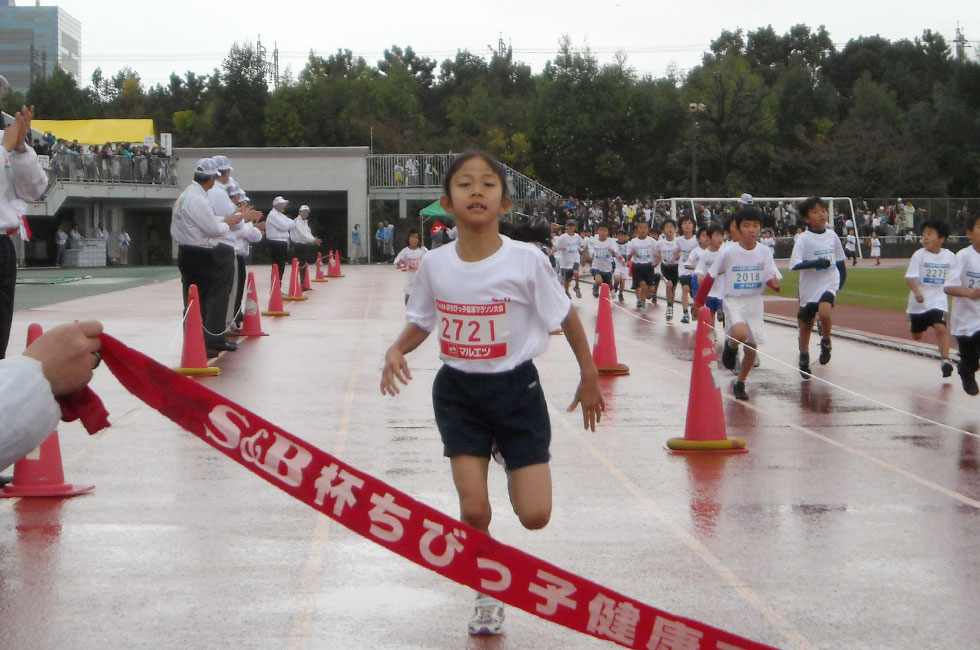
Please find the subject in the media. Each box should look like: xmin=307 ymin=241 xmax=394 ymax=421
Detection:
xmin=195 ymin=158 xmax=220 ymax=177
xmin=273 ymin=196 xmax=288 ymax=206
xmin=740 ymin=193 xmax=754 ymax=205
xmin=299 ymin=205 xmax=310 ymax=213
xmin=212 ymin=155 xmax=233 ymax=172
xmin=227 ymin=181 xmax=241 ymax=194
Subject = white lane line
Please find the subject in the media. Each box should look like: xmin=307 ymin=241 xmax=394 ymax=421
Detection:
xmin=287 ymin=277 xmax=376 ymax=650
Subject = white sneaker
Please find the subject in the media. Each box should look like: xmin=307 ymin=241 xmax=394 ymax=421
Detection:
xmin=468 ymin=594 xmax=504 ymax=636
xmin=641 ymin=303 xmax=648 ymax=316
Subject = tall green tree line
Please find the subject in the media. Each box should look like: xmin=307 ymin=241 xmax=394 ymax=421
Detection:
xmin=4 ymin=26 xmax=979 ymax=199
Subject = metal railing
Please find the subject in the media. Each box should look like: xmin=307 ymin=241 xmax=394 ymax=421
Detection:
xmin=41 ymin=151 xmax=177 ymax=186
xmin=367 ymin=153 xmax=562 ymax=210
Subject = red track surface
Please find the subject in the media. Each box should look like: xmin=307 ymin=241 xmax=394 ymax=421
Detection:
xmin=2 ymin=265 xmax=978 ymax=649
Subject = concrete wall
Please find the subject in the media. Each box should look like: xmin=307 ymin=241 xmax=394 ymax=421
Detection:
xmin=173 ymin=147 xmax=369 ymax=260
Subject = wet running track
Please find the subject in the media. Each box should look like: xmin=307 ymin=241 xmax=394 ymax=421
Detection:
xmin=1 ymin=266 xmax=978 ymax=649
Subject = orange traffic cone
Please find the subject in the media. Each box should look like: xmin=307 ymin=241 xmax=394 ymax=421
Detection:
xmin=666 ymin=307 xmax=746 ymax=454
xmin=238 ymin=272 xmax=269 ymax=336
xmin=0 ymin=324 xmax=96 ymax=498
xmin=284 ymin=258 xmax=308 ymax=301
xmin=174 ymin=284 xmax=220 ymax=376
xmin=328 ymin=250 xmax=345 ymax=277
xmin=313 ymin=252 xmax=328 ymax=282
xmin=592 ymin=283 xmax=629 ymax=375
xmin=263 ymin=264 xmax=291 ymax=317
xmin=301 ymin=258 xmax=313 ymax=292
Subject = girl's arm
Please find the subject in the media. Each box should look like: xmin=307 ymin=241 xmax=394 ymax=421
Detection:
xmin=380 ymin=323 xmax=430 ymax=395
xmin=560 ymin=308 xmax=604 ymax=431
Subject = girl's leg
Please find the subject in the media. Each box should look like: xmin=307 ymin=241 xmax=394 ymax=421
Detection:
xmin=450 ymin=455 xmax=492 ymax=533
xmin=506 ymin=462 xmax=552 ymax=530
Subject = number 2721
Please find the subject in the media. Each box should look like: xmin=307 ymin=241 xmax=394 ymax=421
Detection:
xmin=441 ymin=317 xmax=496 ymax=342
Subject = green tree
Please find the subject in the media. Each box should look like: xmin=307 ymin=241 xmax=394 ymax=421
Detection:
xmin=26 ymin=66 xmax=96 ymax=120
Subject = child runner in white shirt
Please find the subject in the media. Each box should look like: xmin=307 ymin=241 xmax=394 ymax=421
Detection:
xmin=870 ymin=231 xmax=882 ymax=265
xmin=693 ymin=207 xmax=782 ymax=400
xmin=657 ymin=220 xmax=681 ymax=321
xmin=626 ymin=221 xmax=660 ymax=316
xmin=685 ymin=227 xmax=710 ymax=306
xmin=675 ymin=216 xmax=700 ymax=324
xmin=844 ymin=229 xmax=858 ymax=265
xmin=905 ymin=219 xmax=956 ymax=378
xmin=613 ymin=229 xmax=631 ymax=303
xmin=943 ymin=213 xmax=980 ymax=395
xmin=553 ymin=221 xmax=583 ymax=298
xmin=393 ymin=229 xmax=428 ymax=305
xmin=380 ymin=151 xmax=604 ymax=636
xmin=789 ymin=197 xmax=848 ymax=378
xmin=693 ymin=224 xmax=726 ymax=328
xmin=587 ymin=223 xmax=621 ymax=297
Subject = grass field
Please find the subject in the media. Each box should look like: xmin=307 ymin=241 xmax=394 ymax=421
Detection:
xmin=771 ymin=267 xmax=930 ymax=313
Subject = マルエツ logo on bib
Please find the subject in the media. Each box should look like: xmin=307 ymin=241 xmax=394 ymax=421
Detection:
xmin=436 ymin=300 xmax=508 ymax=360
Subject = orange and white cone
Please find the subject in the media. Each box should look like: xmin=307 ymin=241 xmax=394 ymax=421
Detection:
xmin=328 ymin=251 xmax=344 ymax=278
xmin=313 ymin=252 xmax=328 ymax=282
xmin=666 ymin=307 xmax=746 ymax=454
xmin=284 ymin=258 xmax=308 ymax=301
xmin=174 ymin=284 xmax=220 ymax=376
xmin=238 ymin=272 xmax=269 ymax=336
xmin=263 ymin=264 xmax=290 ymax=316
xmin=0 ymin=324 xmax=95 ymax=498
xmin=592 ymin=283 xmax=629 ymax=375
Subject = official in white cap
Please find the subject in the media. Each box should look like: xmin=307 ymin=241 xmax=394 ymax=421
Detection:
xmin=227 ymin=182 xmax=264 ymax=329
xmin=1 ymin=99 xmax=47 ymax=358
xmin=171 ymin=158 xmax=244 ymax=355
xmin=265 ymin=196 xmax=294 ymax=285
xmin=740 ymin=193 xmax=754 ymax=206
xmin=207 ymin=157 xmax=261 ymax=334
xmin=290 ymin=205 xmax=322 ymax=287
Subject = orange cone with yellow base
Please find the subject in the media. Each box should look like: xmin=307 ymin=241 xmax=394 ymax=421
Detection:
xmin=666 ymin=307 xmax=747 ymax=454
xmin=592 ymin=283 xmax=629 ymax=375
xmin=174 ymin=284 xmax=220 ymax=376
xmin=0 ymin=324 xmax=95 ymax=498
xmin=313 ymin=252 xmax=328 ymax=282
xmin=284 ymin=258 xmax=308 ymax=301
xmin=238 ymin=272 xmax=269 ymax=336
xmin=263 ymin=264 xmax=290 ymax=317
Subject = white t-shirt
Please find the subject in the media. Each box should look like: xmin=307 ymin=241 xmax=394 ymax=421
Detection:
xmin=627 ymin=236 xmax=658 ymax=265
xmin=554 ymin=232 xmax=583 ymax=269
xmin=406 ymin=235 xmax=571 ymax=373
xmin=845 ymin=234 xmax=857 ymax=252
xmin=761 ymin=236 xmax=776 ymax=251
xmin=944 ymin=245 xmax=980 ymax=337
xmin=871 ymin=238 xmax=881 ymax=257
xmin=905 ymin=248 xmax=955 ymax=314
xmin=789 ymin=229 xmax=847 ymax=304
xmin=394 ymin=245 xmax=428 ymax=295
xmin=707 ymin=242 xmax=782 ymax=298
xmin=676 ymin=235 xmax=699 ymax=277
xmin=658 ymin=238 xmax=680 ymax=267
xmin=686 ymin=246 xmax=703 ymax=271
xmin=587 ymin=237 xmax=619 ymax=273
xmin=694 ymin=248 xmax=725 ymax=299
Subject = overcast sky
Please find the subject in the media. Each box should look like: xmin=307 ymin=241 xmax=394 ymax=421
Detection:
xmin=42 ymin=0 xmax=980 ymax=88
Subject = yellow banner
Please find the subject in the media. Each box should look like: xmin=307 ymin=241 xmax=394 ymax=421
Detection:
xmin=31 ymin=119 xmax=155 ymax=146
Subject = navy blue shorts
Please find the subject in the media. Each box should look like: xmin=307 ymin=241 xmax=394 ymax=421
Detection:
xmin=798 ymin=291 xmax=836 ymax=322
xmin=705 ymin=296 xmax=723 ymax=313
xmin=432 ymin=361 xmax=551 ymax=470
xmin=661 ymin=263 xmax=679 ymax=285
xmin=909 ymin=309 xmax=946 ymax=334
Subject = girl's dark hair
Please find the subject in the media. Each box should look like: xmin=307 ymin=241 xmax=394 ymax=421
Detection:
xmin=706 ymin=224 xmax=724 ymax=237
xmin=797 ymin=196 xmax=828 ymax=220
xmin=964 ymin=212 xmax=980 ymax=232
xmin=442 ymin=151 xmax=509 ymax=199
xmin=406 ymin=229 xmax=420 ymax=246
